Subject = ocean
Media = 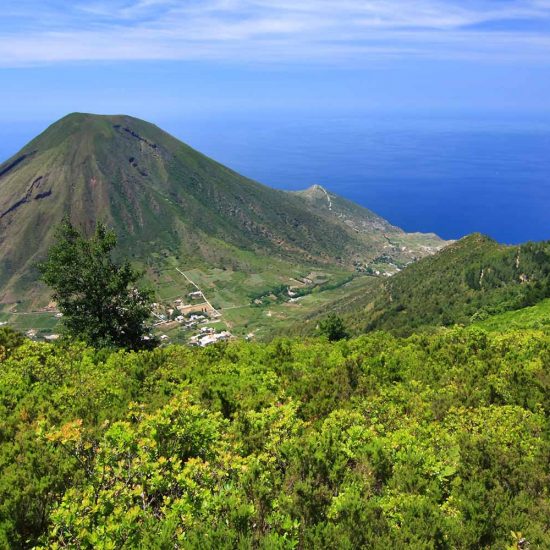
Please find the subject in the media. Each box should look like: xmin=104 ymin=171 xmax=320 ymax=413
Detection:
xmin=2 ymin=111 xmax=549 ymax=244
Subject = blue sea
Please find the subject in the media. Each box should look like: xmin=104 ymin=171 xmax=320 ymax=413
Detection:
xmin=2 ymin=111 xmax=549 ymax=244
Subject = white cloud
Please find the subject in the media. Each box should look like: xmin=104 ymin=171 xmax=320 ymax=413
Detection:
xmin=1 ymin=0 xmax=550 ymax=66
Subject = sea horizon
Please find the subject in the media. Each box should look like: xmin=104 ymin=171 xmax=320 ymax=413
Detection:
xmin=2 ymin=108 xmax=549 ymax=245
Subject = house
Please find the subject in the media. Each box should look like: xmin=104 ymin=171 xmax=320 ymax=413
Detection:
xmin=198 ymin=334 xmax=218 ymax=346
xmin=197 ymin=330 xmax=232 ymax=347
xmin=188 ymin=291 xmax=203 ymax=299
xmin=188 ymin=335 xmax=200 ymax=346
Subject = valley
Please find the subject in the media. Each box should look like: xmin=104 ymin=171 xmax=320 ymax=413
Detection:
xmin=0 ymin=259 xmax=379 ymax=344
xmin=0 ymin=113 xmax=446 ymax=343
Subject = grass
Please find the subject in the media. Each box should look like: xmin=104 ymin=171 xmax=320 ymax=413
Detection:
xmin=0 ymin=312 xmax=59 ymax=334
xmin=476 ymin=298 xmax=550 ymax=331
xmin=223 ymin=275 xmax=379 ymax=339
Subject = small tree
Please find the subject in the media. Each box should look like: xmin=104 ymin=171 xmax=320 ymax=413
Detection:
xmin=318 ymin=314 xmax=349 ymax=342
xmin=39 ymin=219 xmax=155 ymax=350
xmin=0 ymin=326 xmax=24 ymax=360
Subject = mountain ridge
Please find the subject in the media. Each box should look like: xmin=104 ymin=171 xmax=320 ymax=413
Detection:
xmin=0 ymin=113 xmax=447 ymax=306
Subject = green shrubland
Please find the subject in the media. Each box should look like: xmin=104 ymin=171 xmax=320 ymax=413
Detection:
xmin=1 ymin=326 xmax=548 ymax=548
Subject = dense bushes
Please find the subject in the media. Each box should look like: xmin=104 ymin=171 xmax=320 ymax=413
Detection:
xmin=0 ymin=328 xmax=549 ymax=548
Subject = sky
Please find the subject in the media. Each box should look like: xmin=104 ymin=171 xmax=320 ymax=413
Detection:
xmin=1 ymin=0 xmax=550 ymax=125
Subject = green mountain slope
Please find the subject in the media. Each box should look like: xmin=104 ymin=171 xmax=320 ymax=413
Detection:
xmin=294 ymin=233 xmax=550 ymax=336
xmin=0 ymin=113 xmax=446 ymax=307
xmin=350 ymin=233 xmax=550 ymax=333
xmin=294 ymin=184 xmax=444 ymax=269
xmin=475 ymin=297 xmax=550 ymax=331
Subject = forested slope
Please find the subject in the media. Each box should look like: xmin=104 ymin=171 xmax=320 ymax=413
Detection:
xmin=314 ymin=234 xmax=550 ymax=336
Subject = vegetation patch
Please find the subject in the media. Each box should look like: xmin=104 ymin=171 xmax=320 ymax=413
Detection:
xmin=0 ymin=327 xmax=548 ymax=548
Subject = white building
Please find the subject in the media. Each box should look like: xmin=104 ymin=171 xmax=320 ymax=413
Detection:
xmin=199 ymin=331 xmax=232 ymax=347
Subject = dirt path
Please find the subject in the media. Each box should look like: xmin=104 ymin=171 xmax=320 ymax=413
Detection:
xmin=175 ymin=268 xmax=221 ymax=317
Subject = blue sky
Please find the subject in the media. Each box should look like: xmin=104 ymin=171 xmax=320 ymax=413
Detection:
xmin=1 ymin=0 xmax=550 ymax=123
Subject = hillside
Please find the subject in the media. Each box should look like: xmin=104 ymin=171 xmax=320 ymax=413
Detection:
xmin=355 ymin=233 xmax=550 ymax=333
xmin=294 ymin=184 xmax=444 ymax=270
xmin=291 ymin=233 xmax=550 ymax=336
xmin=476 ymin=297 xmax=550 ymax=331
xmin=0 ymin=113 xmax=445 ymax=310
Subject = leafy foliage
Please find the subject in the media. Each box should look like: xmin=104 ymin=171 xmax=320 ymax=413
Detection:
xmin=0 ymin=326 xmax=24 ymax=360
xmin=318 ymin=314 xmax=349 ymax=341
xmin=39 ymin=219 xmax=155 ymax=350
xmin=0 ymin=326 xmax=548 ymax=548
xmin=477 ymin=297 xmax=550 ymax=332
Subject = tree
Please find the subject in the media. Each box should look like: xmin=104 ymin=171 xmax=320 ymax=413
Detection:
xmin=0 ymin=326 xmax=24 ymax=360
xmin=318 ymin=314 xmax=349 ymax=341
xmin=39 ymin=219 xmax=155 ymax=349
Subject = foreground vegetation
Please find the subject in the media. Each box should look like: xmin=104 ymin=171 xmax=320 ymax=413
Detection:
xmin=1 ymin=325 xmax=548 ymax=548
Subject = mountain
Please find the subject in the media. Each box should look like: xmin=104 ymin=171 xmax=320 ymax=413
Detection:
xmin=294 ymin=184 xmax=399 ymax=233
xmin=294 ymin=184 xmax=444 ymax=269
xmin=308 ymin=233 xmax=550 ymax=335
xmin=0 ymin=113 xmax=446 ymax=307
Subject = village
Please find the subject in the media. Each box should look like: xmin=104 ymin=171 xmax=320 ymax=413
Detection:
xmin=1 ymin=268 xmax=358 ymax=346
xmin=149 ymin=270 xmax=332 ymax=345
xmin=152 ymin=288 xmax=233 ymax=347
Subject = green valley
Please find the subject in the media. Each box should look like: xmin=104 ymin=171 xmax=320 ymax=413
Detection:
xmin=0 ymin=113 xmax=446 ymax=342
